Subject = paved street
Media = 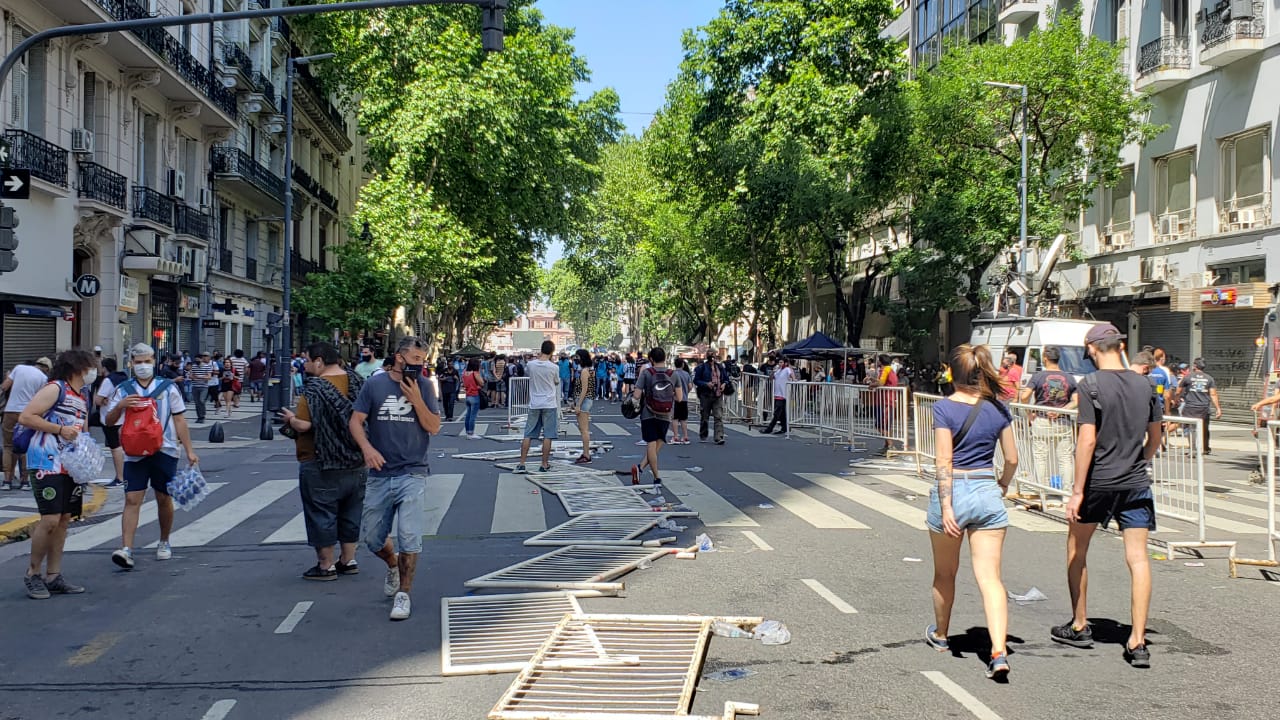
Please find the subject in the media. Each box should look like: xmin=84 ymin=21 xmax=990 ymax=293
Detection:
xmin=1 ymin=404 xmax=1277 ymax=720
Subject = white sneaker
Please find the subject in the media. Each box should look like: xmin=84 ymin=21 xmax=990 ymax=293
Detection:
xmin=469 ymin=434 xmax=482 ymax=440
xmin=155 ymin=541 xmax=172 ymax=561
xmin=111 ymin=547 xmax=134 ymax=570
xmin=384 ymin=566 xmax=401 ymax=597
xmin=390 ymin=591 xmax=411 ymax=621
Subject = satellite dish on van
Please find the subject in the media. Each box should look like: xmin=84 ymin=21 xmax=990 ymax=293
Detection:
xmin=1030 ymin=234 xmax=1067 ymax=296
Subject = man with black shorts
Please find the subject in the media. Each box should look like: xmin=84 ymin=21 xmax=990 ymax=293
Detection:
xmin=1052 ymin=323 xmax=1161 ymax=668
xmin=630 ymin=347 xmax=682 ymax=489
xmin=94 ymin=358 xmax=128 ymax=488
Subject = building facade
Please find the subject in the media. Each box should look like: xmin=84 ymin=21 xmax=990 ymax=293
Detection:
xmin=485 ymin=309 xmax=576 ymax=355
xmin=0 ymin=0 xmax=364 ymax=374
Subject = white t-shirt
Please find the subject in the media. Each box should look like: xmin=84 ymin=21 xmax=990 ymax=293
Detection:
xmin=772 ymin=366 xmax=794 ymax=399
xmin=4 ymin=364 xmax=47 ymax=413
xmin=526 ymin=358 xmax=560 ymax=410
xmin=106 ymin=378 xmax=187 ymax=460
xmin=228 ymin=356 xmax=249 ymax=380
xmin=95 ymin=376 xmax=117 ymax=425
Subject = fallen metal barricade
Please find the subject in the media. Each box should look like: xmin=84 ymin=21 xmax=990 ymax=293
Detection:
xmin=524 ymin=512 xmax=696 ymax=547
xmin=464 ymin=544 xmax=673 ymax=595
xmin=441 ymin=591 xmax=587 ymax=676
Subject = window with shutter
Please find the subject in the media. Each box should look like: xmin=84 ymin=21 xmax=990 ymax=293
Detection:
xmin=11 ymin=27 xmax=28 ymax=128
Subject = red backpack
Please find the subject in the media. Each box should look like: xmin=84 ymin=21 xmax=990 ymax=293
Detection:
xmin=118 ymin=379 xmax=171 ymax=457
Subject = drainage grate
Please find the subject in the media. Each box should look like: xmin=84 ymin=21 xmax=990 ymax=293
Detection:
xmin=524 ymin=512 xmax=697 ymax=547
xmin=441 ymin=591 xmax=584 ymax=676
xmin=488 ymin=613 xmax=761 ymax=720
xmin=557 ymin=485 xmax=659 ymax=515
xmin=464 ymin=545 xmax=673 ymax=594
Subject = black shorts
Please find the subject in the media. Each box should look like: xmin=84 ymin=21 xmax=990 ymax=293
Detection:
xmin=641 ymin=418 xmax=670 ymax=443
xmin=124 ymin=453 xmax=179 ymax=495
xmin=1079 ymin=486 xmax=1156 ymax=531
xmin=487 ymin=381 xmax=498 ymax=391
xmin=673 ymin=401 xmax=689 ymax=422
xmin=299 ymin=462 xmax=367 ymax=547
xmin=30 ymin=473 xmax=84 ymax=517
xmin=103 ymin=424 xmax=121 ymax=450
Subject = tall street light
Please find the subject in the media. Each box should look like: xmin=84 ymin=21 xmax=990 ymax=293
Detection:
xmin=984 ymin=80 xmax=1029 ymax=316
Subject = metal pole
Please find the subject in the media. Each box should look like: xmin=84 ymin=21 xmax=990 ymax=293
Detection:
xmin=281 ymin=58 xmax=296 ymax=406
xmin=1018 ymin=84 xmax=1029 ymax=317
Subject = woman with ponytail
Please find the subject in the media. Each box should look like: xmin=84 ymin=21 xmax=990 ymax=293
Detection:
xmin=924 ymin=344 xmax=1019 ymax=681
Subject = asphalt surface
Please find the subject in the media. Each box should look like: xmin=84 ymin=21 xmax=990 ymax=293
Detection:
xmin=0 ymin=402 xmax=1277 ymax=720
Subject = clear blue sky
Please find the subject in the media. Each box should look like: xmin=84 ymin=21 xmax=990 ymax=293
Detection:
xmin=533 ymin=1 xmax=722 ymax=266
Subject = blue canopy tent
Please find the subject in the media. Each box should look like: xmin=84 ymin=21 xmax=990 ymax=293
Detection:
xmin=780 ymin=331 xmax=844 ymax=360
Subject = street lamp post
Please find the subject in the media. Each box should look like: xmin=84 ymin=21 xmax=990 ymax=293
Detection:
xmin=984 ymin=80 xmax=1029 ymax=316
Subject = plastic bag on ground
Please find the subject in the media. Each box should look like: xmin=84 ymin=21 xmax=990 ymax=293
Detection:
xmin=1007 ymin=586 xmax=1048 ymax=605
xmin=753 ymin=620 xmax=791 ymax=645
xmin=656 ymin=518 xmax=687 ymax=532
xmin=695 ymin=533 xmax=715 ymax=552
xmin=704 ymin=668 xmax=754 ymax=682
xmin=711 ymin=620 xmax=753 ymax=639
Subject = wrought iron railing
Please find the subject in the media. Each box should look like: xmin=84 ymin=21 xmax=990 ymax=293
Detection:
xmin=174 ymin=203 xmax=213 ymax=241
xmin=90 ymin=0 xmax=238 ymax=119
xmin=210 ymin=146 xmax=285 ymax=202
xmin=3 ymin=129 xmax=69 ymax=188
xmin=254 ymin=72 xmax=278 ymax=107
xmin=290 ymin=250 xmax=320 ymax=279
xmin=219 ymin=248 xmax=234 ymax=273
xmin=1201 ymin=0 xmax=1265 ymax=51
xmin=77 ymin=162 xmax=127 ymax=209
xmin=271 ymin=16 xmax=292 ymax=42
xmin=1137 ymin=35 xmax=1191 ymax=76
xmin=132 ymin=185 xmax=176 ymax=227
xmin=295 ymin=62 xmax=349 ymax=136
xmin=291 ymin=165 xmax=339 ymax=211
xmin=246 ymin=257 xmax=258 ymax=282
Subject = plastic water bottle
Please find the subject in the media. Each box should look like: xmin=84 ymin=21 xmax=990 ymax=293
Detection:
xmin=1050 ymin=475 xmax=1062 ymax=490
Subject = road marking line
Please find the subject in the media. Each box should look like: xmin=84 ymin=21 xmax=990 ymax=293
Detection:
xmin=200 ymin=699 xmax=238 ymax=720
xmin=662 ymin=471 xmax=758 ymax=527
xmin=274 ymin=601 xmax=314 ymax=634
xmin=802 ymin=579 xmax=857 ymax=614
xmin=423 ymin=474 xmax=465 ymax=536
xmin=492 ymin=474 xmax=547 ymax=534
xmin=474 ymin=423 xmax=489 ymax=437
xmin=593 ymin=422 xmax=630 ymax=436
xmin=921 ymin=670 xmax=1003 ymax=720
xmin=263 ymin=512 xmax=306 ymax=544
xmin=741 ymin=530 xmax=773 ymax=550
xmin=66 ymin=632 xmax=123 ymax=666
xmin=799 ymin=472 xmax=924 ymax=528
xmin=151 ymin=479 xmax=296 ymax=548
xmin=732 ymin=472 xmax=868 ymax=529
xmin=64 ymin=483 xmax=227 ymax=552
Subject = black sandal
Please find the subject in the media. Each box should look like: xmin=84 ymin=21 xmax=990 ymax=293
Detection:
xmin=573 ymin=455 xmax=592 ymax=464
xmin=303 ymin=565 xmax=337 ymax=581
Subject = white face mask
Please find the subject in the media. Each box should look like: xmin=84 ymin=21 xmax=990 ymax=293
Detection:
xmin=83 ymin=368 xmax=98 ymax=385
xmin=133 ymin=363 xmax=155 ymax=380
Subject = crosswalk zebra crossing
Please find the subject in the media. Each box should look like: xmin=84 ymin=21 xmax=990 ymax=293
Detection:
xmin=56 ymin=461 xmax=1275 ymax=554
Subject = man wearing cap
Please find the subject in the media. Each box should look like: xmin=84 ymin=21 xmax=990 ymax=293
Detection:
xmin=1052 ymin=323 xmax=1161 ymax=668
xmin=1172 ymin=358 xmax=1221 ymax=455
xmin=2 ymin=358 xmax=52 ymax=491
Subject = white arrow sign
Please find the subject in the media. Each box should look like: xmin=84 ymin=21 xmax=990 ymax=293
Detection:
xmin=0 ymin=146 xmax=8 ymax=164
xmin=3 ymin=175 xmax=22 ymax=193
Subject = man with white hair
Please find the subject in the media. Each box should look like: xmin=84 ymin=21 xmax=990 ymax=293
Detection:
xmin=104 ymin=344 xmax=199 ymax=570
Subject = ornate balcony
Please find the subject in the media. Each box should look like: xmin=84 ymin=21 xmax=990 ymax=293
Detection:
xmin=220 ymin=42 xmax=256 ymax=90
xmin=294 ymin=63 xmax=352 ymax=152
xmin=3 ymin=129 xmax=69 ymax=189
xmin=291 ymin=165 xmax=339 ymax=212
xmin=290 ymin=249 xmax=321 ymax=280
xmin=1199 ymin=0 xmax=1265 ymax=66
xmin=132 ymin=185 xmax=176 ymax=228
xmin=998 ymin=0 xmax=1041 ymax=25
xmin=77 ymin=162 xmax=128 ymax=211
xmin=1135 ymin=36 xmax=1190 ymax=92
xmin=210 ymin=146 xmax=285 ymax=209
xmin=174 ymin=203 xmax=213 ymax=241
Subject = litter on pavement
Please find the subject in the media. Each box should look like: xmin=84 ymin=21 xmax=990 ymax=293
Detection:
xmin=753 ymin=620 xmax=791 ymax=645
xmin=902 ymin=557 xmax=923 ymax=563
xmin=696 ymin=533 xmax=716 ymax=552
xmin=1007 ymin=587 xmax=1048 ymax=605
xmin=705 ymin=668 xmax=755 ymax=682
xmin=757 ymin=503 xmax=775 ymax=509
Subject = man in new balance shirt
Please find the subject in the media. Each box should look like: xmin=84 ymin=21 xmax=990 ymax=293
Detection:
xmin=1051 ymin=323 xmax=1161 ymax=668
xmin=349 ymin=336 xmax=440 ymax=621
xmin=105 ymin=344 xmax=199 ymax=570
xmin=1019 ymin=346 xmax=1077 ymax=491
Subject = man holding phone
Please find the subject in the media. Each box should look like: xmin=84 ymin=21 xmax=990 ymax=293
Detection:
xmin=349 ymin=336 xmax=441 ymax=621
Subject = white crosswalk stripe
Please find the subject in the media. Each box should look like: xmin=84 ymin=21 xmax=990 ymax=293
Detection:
xmin=63 ymin=483 xmax=228 ymax=552
xmin=423 ymin=474 xmax=465 ymax=535
xmin=798 ymin=472 xmax=924 ymax=528
xmin=148 ymin=479 xmax=295 ymax=548
xmin=866 ymin=472 xmax=1063 ymax=533
xmin=730 ymin=472 xmax=868 ymax=529
xmin=263 ymin=513 xmax=306 ymax=544
xmin=593 ymin=422 xmax=631 ymax=436
xmin=492 ymin=473 xmax=548 ymax=534
xmin=661 ymin=471 xmax=758 ymax=527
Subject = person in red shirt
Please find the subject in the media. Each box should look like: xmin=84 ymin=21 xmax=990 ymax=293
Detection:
xmin=869 ymin=354 xmax=901 ymax=452
xmin=998 ymin=352 xmax=1023 ymax=402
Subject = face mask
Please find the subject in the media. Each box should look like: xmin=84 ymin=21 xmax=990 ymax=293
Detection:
xmin=134 ymin=363 xmax=155 ymax=380
xmin=362 ymin=355 xmax=372 ymax=362
xmin=402 ymin=362 xmax=423 ymax=381
xmin=83 ymin=368 xmax=98 ymax=385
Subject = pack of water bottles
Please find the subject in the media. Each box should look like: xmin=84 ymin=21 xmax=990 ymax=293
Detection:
xmin=166 ymin=465 xmax=210 ymax=511
xmin=57 ymin=432 xmax=105 ymax=485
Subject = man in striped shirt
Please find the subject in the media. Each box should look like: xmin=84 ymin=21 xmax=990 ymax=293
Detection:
xmin=228 ymin=349 xmax=249 ymax=408
xmin=186 ymin=352 xmax=215 ymax=424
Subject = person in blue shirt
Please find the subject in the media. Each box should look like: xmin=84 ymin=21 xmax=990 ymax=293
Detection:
xmin=558 ymin=354 xmax=573 ymax=404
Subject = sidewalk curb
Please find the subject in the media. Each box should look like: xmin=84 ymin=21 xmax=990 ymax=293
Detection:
xmin=0 ymin=483 xmax=107 ymax=544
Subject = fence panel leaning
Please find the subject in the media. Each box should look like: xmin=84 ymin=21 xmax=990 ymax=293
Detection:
xmin=1229 ymin=420 xmax=1280 ymax=578
xmin=507 ymin=376 xmax=530 ymax=430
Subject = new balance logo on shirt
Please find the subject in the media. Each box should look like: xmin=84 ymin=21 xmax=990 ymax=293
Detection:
xmin=377 ymin=395 xmax=415 ymax=422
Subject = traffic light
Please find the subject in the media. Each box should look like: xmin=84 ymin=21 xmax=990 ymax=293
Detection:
xmin=0 ymin=204 xmax=17 ymax=274
xmin=482 ymin=0 xmax=508 ymax=53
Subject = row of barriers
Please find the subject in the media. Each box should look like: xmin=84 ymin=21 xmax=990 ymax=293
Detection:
xmin=911 ymin=393 xmax=1280 ymax=566
xmin=783 ymin=381 xmax=910 ymax=452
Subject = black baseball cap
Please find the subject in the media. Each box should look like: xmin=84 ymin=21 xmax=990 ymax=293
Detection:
xmin=1084 ymin=323 xmax=1125 ymax=344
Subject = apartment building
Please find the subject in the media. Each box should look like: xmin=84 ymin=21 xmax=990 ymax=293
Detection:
xmin=0 ymin=0 xmax=364 ymax=372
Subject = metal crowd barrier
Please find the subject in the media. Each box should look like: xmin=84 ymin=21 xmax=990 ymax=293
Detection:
xmin=785 ymin=381 xmax=826 ymax=435
xmin=1230 ymin=420 xmax=1280 ymax=577
xmin=507 ymin=376 xmax=530 ymax=429
xmin=734 ymin=373 xmax=771 ymax=426
xmin=782 ymin=381 xmax=909 ymax=452
xmin=913 ymin=393 xmax=943 ymax=475
xmin=1006 ymin=402 xmax=1078 ymax=501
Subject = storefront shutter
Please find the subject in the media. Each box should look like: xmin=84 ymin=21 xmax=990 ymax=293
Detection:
xmin=1137 ymin=308 xmax=1191 ymax=367
xmin=1200 ymin=309 xmax=1267 ymax=424
xmin=1 ymin=315 xmax=56 ymax=374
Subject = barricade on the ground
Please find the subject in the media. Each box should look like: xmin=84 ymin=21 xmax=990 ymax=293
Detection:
xmin=507 ymin=376 xmax=530 ymax=429
xmin=1230 ymin=420 xmax=1280 ymax=577
xmin=913 ymin=393 xmax=943 ymax=475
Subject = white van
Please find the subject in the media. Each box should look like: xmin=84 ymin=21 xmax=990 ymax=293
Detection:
xmin=969 ymin=314 xmax=1119 ymax=378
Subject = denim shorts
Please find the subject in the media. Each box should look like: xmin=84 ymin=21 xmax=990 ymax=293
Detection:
xmin=579 ymin=398 xmax=594 ymax=414
xmin=927 ymin=470 xmax=1008 ymax=533
xmin=361 ymin=473 xmax=427 ymax=554
xmin=524 ymin=408 xmax=559 ymax=440
xmin=299 ymin=462 xmax=367 ymax=547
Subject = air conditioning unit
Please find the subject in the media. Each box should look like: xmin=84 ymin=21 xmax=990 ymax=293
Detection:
xmin=1141 ymin=256 xmax=1168 ymax=282
xmin=181 ymin=248 xmax=195 ymax=281
xmin=1102 ymin=232 xmax=1131 ymax=251
xmin=71 ymin=128 xmax=94 ymax=154
xmin=1228 ymin=208 xmax=1256 ymax=228
xmin=172 ymin=170 xmax=187 ymax=199
xmin=1157 ymin=215 xmax=1176 ymax=236
xmin=198 ymin=188 xmax=213 ymax=209
xmin=1089 ymin=264 xmax=1117 ymax=286
xmin=192 ymin=249 xmax=208 ymax=284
